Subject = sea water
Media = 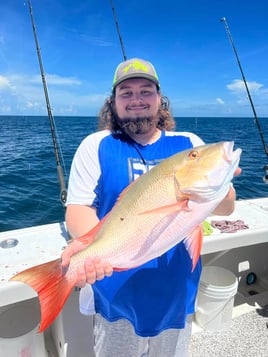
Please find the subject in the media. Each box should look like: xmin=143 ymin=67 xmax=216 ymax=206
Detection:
xmin=1 ymin=116 xmax=268 ymax=232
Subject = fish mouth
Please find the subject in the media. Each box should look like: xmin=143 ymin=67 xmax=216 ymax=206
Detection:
xmin=222 ymin=141 xmax=242 ymax=178
xmin=180 ymin=141 xmax=242 ymax=201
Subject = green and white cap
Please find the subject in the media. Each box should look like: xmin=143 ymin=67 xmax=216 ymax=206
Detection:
xmin=112 ymin=58 xmax=160 ymax=90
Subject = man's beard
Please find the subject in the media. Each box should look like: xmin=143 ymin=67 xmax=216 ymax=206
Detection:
xmin=116 ymin=115 xmax=157 ymax=136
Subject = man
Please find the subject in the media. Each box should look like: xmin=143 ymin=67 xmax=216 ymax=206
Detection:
xmin=62 ymin=58 xmax=237 ymax=356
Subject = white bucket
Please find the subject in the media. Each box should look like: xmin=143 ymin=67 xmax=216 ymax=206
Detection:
xmin=195 ymin=266 xmax=238 ymax=331
xmin=0 ymin=299 xmax=47 ymax=357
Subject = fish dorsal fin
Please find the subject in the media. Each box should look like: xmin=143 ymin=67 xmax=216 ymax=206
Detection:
xmin=115 ymin=177 xmax=141 ymax=203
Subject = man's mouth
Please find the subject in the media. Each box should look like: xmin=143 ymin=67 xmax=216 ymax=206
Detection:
xmin=126 ymin=105 xmax=149 ymax=112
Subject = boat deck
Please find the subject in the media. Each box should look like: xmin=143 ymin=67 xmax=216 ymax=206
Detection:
xmin=41 ymin=291 xmax=268 ymax=357
xmin=1 ymin=197 xmax=268 ymax=356
xmin=190 ymin=299 xmax=268 ymax=357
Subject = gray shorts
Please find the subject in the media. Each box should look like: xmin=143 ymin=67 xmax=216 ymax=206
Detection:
xmin=93 ymin=314 xmax=192 ymax=357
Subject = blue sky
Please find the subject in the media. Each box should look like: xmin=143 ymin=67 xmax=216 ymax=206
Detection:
xmin=0 ymin=0 xmax=267 ymax=117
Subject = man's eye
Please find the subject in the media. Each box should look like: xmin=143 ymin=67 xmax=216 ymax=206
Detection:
xmin=142 ymin=90 xmax=153 ymax=96
xmin=121 ymin=91 xmax=132 ymax=97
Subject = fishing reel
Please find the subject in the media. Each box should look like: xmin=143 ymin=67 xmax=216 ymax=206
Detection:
xmin=263 ymin=164 xmax=268 ymax=184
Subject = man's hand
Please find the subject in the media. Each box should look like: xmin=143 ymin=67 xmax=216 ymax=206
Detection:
xmin=213 ymin=167 xmax=242 ymax=216
xmin=61 ymin=240 xmax=113 ymax=288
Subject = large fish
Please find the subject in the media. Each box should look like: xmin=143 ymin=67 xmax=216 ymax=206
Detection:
xmin=10 ymin=141 xmax=241 ymax=332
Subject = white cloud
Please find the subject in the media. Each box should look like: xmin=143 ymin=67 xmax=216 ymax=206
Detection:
xmin=227 ymin=79 xmax=263 ymax=93
xmin=216 ymin=97 xmax=224 ymax=105
xmin=30 ymin=74 xmax=81 ymax=86
xmin=222 ymin=79 xmax=268 ymax=116
xmin=0 ymin=75 xmax=12 ymax=89
xmin=0 ymin=72 xmax=107 ymax=115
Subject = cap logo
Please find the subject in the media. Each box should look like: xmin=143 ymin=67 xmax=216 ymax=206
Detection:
xmin=123 ymin=60 xmax=149 ymax=74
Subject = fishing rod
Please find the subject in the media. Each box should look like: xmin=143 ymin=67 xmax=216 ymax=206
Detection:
xmin=109 ymin=0 xmax=127 ymax=60
xmin=221 ymin=17 xmax=268 ymax=183
xmin=27 ymin=0 xmax=68 ymax=204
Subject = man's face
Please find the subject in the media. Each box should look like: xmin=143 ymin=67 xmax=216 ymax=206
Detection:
xmin=113 ymin=78 xmax=161 ymax=136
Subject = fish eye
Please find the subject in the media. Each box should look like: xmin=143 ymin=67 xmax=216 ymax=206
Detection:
xmin=188 ymin=150 xmax=199 ymax=160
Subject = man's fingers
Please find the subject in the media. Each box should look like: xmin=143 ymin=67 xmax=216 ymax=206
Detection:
xmin=61 ymin=240 xmax=85 ymax=267
xmin=61 ymin=253 xmax=114 ymax=286
xmin=234 ymin=167 xmax=242 ymax=176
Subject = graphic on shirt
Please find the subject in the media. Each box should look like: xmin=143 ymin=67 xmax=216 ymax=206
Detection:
xmin=128 ymin=157 xmax=162 ymax=181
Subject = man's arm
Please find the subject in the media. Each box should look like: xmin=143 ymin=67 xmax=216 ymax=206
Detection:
xmin=61 ymin=204 xmax=113 ymax=287
xmin=65 ymin=204 xmax=99 ymax=239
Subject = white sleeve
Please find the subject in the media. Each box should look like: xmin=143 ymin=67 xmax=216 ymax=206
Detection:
xmin=166 ymin=131 xmax=205 ymax=147
xmin=79 ymin=284 xmax=96 ymax=315
xmin=66 ymin=130 xmax=110 ymax=206
xmin=178 ymin=132 xmax=205 ymax=147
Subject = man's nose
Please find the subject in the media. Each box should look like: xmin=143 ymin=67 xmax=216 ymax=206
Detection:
xmin=132 ymin=92 xmax=143 ymax=101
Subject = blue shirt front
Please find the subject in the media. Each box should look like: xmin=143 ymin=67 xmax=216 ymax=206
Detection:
xmin=89 ymin=131 xmax=202 ymax=336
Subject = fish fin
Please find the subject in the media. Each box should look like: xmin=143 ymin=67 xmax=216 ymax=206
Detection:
xmin=116 ymin=179 xmax=139 ymax=201
xmin=139 ymin=199 xmax=189 ymax=215
xmin=9 ymin=259 xmax=75 ymax=332
xmin=183 ymin=225 xmax=203 ymax=272
xmin=113 ymin=267 xmax=129 ymax=271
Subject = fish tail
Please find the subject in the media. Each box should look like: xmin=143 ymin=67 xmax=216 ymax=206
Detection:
xmin=9 ymin=258 xmax=75 ymax=332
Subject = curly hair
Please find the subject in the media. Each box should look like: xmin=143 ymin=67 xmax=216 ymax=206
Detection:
xmin=98 ymin=93 xmax=176 ymax=133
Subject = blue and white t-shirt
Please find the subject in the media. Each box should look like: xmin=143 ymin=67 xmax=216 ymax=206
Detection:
xmin=67 ymin=129 xmax=204 ymax=337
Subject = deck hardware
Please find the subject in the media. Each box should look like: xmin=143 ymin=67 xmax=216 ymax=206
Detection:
xmin=0 ymin=239 xmax=19 ymax=248
xmin=246 ymin=272 xmax=257 ymax=285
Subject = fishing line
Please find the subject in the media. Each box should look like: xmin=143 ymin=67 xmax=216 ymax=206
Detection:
xmin=108 ymin=4 xmax=148 ymax=168
xmin=109 ymin=0 xmax=127 ymax=60
xmin=26 ymin=0 xmax=68 ymax=204
xmin=130 ymin=142 xmax=148 ymax=168
xmin=221 ymin=17 xmax=268 ymax=183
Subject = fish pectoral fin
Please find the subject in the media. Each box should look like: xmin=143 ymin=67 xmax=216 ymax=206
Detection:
xmin=139 ymin=199 xmax=190 ymax=215
xmin=183 ymin=224 xmax=203 ymax=272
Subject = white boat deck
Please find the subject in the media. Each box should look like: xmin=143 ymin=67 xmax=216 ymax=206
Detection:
xmin=0 ymin=222 xmax=68 ymax=306
xmin=202 ymin=198 xmax=268 ymax=253
xmin=0 ymin=197 xmax=267 ymax=356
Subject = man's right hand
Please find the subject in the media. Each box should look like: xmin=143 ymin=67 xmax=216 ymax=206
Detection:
xmin=61 ymin=240 xmax=113 ymax=287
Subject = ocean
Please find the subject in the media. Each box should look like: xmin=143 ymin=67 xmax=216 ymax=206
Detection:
xmin=1 ymin=115 xmax=268 ymax=232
